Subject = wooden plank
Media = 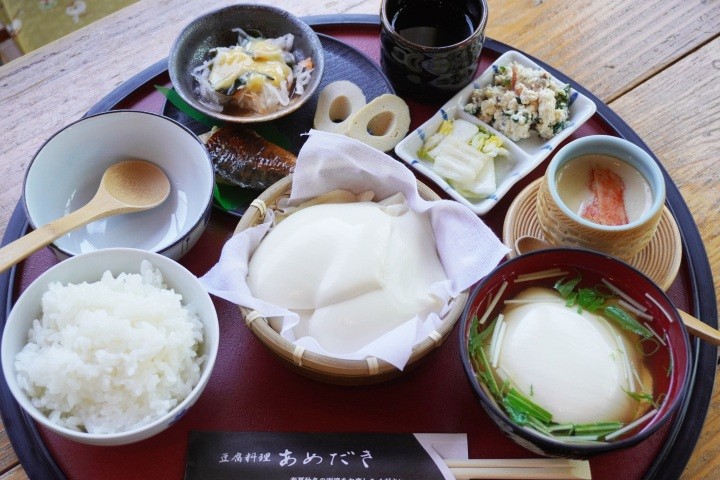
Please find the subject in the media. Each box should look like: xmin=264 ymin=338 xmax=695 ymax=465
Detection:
xmin=609 ymin=38 xmax=720 ymax=310
xmin=0 ymin=465 xmax=27 ymax=480
xmin=608 ymin=36 xmax=720 ymax=480
xmin=0 ymin=428 xmax=18 ymax=474
xmin=486 ymin=0 xmax=720 ymax=103
xmin=682 ymin=371 xmax=720 ymax=480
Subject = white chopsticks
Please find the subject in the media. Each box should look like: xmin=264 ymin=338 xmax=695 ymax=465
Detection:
xmin=445 ymin=458 xmax=592 ymax=479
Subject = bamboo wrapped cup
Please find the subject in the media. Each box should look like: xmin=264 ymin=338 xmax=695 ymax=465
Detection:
xmin=235 ymin=175 xmax=469 ymax=385
xmin=536 ymin=136 xmax=666 ymax=262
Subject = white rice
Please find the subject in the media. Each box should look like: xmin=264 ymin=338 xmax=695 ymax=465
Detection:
xmin=14 ymin=261 xmax=205 ymax=435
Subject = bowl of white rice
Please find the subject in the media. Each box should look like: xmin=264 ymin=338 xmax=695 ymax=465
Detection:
xmin=1 ymin=248 xmax=219 ymax=446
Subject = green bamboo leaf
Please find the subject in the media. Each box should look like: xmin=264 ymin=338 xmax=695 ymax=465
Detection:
xmin=154 ymin=85 xmax=220 ymax=129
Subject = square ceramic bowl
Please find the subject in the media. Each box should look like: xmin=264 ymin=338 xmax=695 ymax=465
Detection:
xmin=23 ymin=110 xmax=214 ymax=261
xmin=395 ymin=50 xmax=597 ymax=214
xmin=1 ymin=248 xmax=219 ymax=446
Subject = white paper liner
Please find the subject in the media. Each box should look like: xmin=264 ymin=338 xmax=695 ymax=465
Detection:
xmin=200 ymin=130 xmax=509 ymax=369
xmin=414 ymin=433 xmax=468 ymax=480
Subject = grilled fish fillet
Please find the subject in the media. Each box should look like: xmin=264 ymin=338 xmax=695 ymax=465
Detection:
xmin=202 ymin=125 xmax=296 ymax=190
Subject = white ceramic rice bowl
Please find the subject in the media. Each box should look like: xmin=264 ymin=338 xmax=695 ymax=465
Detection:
xmin=23 ymin=110 xmax=214 ymax=261
xmin=1 ymin=248 xmax=219 ymax=446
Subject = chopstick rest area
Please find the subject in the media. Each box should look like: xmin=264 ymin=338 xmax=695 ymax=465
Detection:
xmin=446 ymin=458 xmax=591 ymax=479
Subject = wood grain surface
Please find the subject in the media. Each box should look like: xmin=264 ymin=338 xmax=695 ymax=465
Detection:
xmin=0 ymin=0 xmax=718 ymax=479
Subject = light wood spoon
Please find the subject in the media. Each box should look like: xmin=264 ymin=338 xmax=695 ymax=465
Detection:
xmin=513 ymin=235 xmax=720 ymax=345
xmin=0 ymin=160 xmax=171 ymax=274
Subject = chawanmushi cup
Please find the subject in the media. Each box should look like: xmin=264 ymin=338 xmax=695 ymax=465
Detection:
xmin=536 ymin=135 xmax=666 ymax=262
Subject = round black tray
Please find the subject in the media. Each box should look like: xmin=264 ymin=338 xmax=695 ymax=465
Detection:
xmin=0 ymin=14 xmax=716 ymax=480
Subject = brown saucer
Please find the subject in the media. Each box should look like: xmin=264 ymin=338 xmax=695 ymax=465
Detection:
xmin=503 ymin=178 xmax=683 ymax=290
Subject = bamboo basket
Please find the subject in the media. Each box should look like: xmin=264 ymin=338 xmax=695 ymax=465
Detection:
xmin=234 ymin=175 xmax=470 ymax=385
xmin=536 ymin=173 xmax=664 ymax=262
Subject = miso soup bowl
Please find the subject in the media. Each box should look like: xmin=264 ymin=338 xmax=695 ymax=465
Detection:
xmin=1 ymin=248 xmax=219 ymax=446
xmin=459 ymin=248 xmax=691 ymax=457
xmin=536 ymin=135 xmax=666 ymax=262
xmin=23 ymin=110 xmax=214 ymax=261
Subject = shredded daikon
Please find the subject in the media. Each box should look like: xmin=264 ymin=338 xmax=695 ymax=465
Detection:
xmin=643 ymin=321 xmax=667 ymax=346
xmin=478 ymin=281 xmax=508 ymax=325
xmin=514 ymin=268 xmax=569 ymax=283
xmin=490 ymin=318 xmax=507 ymax=369
xmin=601 ymin=278 xmax=646 ymax=312
xmin=503 ymin=298 xmax=564 ymax=305
xmin=605 ymin=409 xmax=658 ymax=441
xmin=645 ymin=292 xmax=675 ymax=323
xmin=619 ymin=299 xmax=654 ymax=321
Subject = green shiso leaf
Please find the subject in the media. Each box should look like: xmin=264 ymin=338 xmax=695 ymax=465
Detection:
xmin=605 ymin=305 xmax=653 ymax=338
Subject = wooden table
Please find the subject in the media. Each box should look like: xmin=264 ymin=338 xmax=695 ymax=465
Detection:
xmin=0 ymin=0 xmax=718 ymax=478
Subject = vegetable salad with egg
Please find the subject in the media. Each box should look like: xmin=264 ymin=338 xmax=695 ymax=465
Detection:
xmin=464 ymin=62 xmax=570 ymax=141
xmin=192 ymin=28 xmax=313 ymax=115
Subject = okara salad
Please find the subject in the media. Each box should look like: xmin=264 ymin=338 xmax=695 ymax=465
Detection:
xmin=464 ymin=61 xmax=571 ymax=141
xmin=192 ymin=29 xmax=314 ymax=115
xmin=418 ymin=118 xmax=508 ymax=199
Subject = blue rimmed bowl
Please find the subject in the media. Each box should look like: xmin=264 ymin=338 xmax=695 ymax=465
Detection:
xmin=23 ymin=110 xmax=214 ymax=261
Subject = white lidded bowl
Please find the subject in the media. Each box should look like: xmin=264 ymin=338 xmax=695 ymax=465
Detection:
xmin=23 ymin=110 xmax=214 ymax=261
xmin=1 ymin=248 xmax=219 ymax=446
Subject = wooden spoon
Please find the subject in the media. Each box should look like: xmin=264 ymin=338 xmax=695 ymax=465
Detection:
xmin=513 ymin=235 xmax=720 ymax=345
xmin=0 ymin=160 xmax=170 ymax=273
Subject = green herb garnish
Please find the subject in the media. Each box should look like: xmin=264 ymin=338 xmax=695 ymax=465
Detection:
xmin=605 ymin=305 xmax=653 ymax=338
xmin=573 ymin=422 xmax=624 ymax=437
xmin=554 ymin=275 xmax=582 ymax=300
xmin=623 ymin=389 xmax=659 ymax=408
xmin=577 ymin=287 xmax=605 ymax=312
xmin=504 ymin=388 xmax=553 ymax=424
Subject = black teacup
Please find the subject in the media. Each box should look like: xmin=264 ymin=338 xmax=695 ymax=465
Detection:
xmin=380 ymin=0 xmax=488 ymax=101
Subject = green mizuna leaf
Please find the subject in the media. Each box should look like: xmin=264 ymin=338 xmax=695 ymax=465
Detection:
xmin=605 ymin=305 xmax=653 ymax=338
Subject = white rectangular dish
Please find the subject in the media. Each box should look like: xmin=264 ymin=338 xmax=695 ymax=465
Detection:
xmin=394 ymin=50 xmax=597 ymax=215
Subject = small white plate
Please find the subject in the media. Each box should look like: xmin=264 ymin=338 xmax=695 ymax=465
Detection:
xmin=395 ymin=50 xmax=597 ymax=215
